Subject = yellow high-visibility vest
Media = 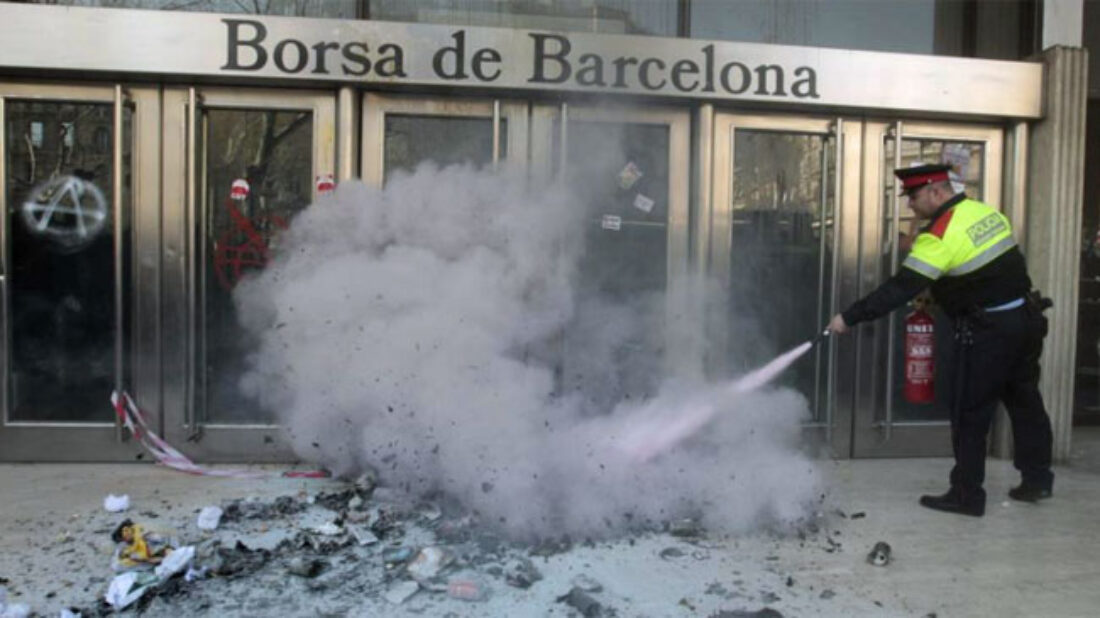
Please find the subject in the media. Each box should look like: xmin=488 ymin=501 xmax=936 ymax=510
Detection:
xmin=903 ymin=198 xmax=1016 ymax=281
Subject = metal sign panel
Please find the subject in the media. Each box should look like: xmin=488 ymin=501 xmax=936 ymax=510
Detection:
xmin=0 ymin=4 xmax=1043 ymax=118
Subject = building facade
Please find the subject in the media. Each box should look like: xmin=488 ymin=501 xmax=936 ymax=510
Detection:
xmin=0 ymin=0 xmax=1090 ymax=463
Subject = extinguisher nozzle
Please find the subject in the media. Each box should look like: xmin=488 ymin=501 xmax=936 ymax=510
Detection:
xmin=810 ymin=328 xmax=832 ymax=347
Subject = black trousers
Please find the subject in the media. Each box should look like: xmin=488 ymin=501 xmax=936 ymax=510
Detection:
xmin=948 ymin=305 xmax=1055 ymax=498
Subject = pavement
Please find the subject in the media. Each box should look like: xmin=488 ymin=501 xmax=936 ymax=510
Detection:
xmin=2 ymin=428 xmax=1099 ymax=617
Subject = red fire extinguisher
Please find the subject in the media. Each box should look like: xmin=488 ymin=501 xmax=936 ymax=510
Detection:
xmin=903 ymin=308 xmax=935 ymax=403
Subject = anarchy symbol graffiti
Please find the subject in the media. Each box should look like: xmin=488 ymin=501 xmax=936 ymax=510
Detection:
xmin=21 ymin=175 xmax=109 ymax=253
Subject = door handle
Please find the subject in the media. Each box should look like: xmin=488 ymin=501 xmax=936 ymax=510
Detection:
xmin=813 ymin=133 xmax=828 ymax=421
xmin=882 ymin=121 xmax=904 ymax=442
xmin=184 ymin=87 xmax=203 ymax=441
xmin=825 ymin=118 xmax=844 ymax=442
xmin=113 ymin=85 xmax=129 ymax=442
xmin=492 ymin=99 xmax=501 ymax=169
xmin=558 ymin=101 xmax=569 ymax=185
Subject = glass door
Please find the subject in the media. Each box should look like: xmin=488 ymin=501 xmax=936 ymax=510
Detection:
xmin=852 ymin=121 xmax=1003 ymax=457
xmin=0 ymin=82 xmax=153 ymax=461
xmin=161 ymin=87 xmax=335 ymax=461
xmin=529 ymin=103 xmax=690 ymax=408
xmin=360 ymin=94 xmax=528 ymax=186
xmin=710 ymin=114 xmax=861 ymax=454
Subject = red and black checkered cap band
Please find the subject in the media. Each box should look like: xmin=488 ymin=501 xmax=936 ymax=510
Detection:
xmin=899 ymin=169 xmax=949 ymax=192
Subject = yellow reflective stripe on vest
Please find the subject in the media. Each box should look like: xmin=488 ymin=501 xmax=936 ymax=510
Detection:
xmin=947 ymin=234 xmax=1017 ymax=275
xmin=902 ymin=197 xmax=1015 ymax=280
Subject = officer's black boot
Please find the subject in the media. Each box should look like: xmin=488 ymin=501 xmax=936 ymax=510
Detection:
xmin=919 ymin=486 xmax=985 ymax=517
xmin=1008 ymin=481 xmax=1052 ymax=502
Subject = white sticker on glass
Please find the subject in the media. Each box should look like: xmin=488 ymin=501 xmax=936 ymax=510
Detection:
xmin=617 ymin=162 xmax=643 ymax=190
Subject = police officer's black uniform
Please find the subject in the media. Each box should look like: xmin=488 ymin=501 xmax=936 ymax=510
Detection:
xmin=839 ymin=164 xmax=1054 ymax=517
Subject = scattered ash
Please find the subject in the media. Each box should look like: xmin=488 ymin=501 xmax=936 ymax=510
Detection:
xmin=220 ymin=495 xmax=306 ymax=522
xmin=59 ymin=486 xmax=628 ymax=617
xmin=213 ymin=542 xmax=272 ymax=578
xmin=557 ymin=586 xmax=611 ymax=617
xmin=312 ymin=489 xmax=364 ymax=513
xmin=47 ymin=484 xmax=855 ymax=617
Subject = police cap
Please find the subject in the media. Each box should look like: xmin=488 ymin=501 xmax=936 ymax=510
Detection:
xmin=894 ymin=163 xmax=952 ymax=196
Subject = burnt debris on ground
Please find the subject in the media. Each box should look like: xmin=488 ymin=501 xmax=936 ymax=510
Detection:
xmin=1 ymin=478 xmax=867 ymax=617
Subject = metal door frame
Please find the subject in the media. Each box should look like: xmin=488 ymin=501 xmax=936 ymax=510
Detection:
xmin=709 ymin=112 xmax=862 ymax=457
xmin=360 ymin=93 xmax=529 ymax=187
xmin=0 ymin=81 xmax=159 ymax=461
xmin=852 ymin=120 xmax=1004 ymax=458
xmin=161 ymin=86 xmax=336 ymax=462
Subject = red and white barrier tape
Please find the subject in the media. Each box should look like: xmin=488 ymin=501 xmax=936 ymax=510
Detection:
xmin=111 ymin=391 xmax=328 ymax=479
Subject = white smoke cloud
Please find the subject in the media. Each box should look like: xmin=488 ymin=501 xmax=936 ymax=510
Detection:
xmin=235 ymin=162 xmax=820 ymax=539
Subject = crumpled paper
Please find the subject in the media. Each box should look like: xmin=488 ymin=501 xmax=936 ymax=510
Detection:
xmin=105 ymin=545 xmax=195 ymax=610
xmin=103 ymin=494 xmax=130 ymax=513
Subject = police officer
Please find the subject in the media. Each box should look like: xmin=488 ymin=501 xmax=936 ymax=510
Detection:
xmin=828 ymin=163 xmax=1054 ymax=517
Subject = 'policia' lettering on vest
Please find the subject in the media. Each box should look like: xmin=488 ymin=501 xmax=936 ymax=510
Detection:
xmin=966 ymin=214 xmax=1008 ymax=247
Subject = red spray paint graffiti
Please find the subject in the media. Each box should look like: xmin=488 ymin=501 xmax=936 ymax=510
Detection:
xmin=213 ymin=179 xmax=288 ymax=290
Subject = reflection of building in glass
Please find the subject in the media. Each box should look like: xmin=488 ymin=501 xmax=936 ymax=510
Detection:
xmin=889 ymin=141 xmax=984 ymax=199
xmin=6 ymin=103 xmax=117 ymax=202
xmin=728 ymin=131 xmax=832 ymax=421
xmin=3 ymin=101 xmax=125 ymax=423
xmin=202 ymin=109 xmax=313 ymax=424
xmin=732 ymin=131 xmax=827 ymax=244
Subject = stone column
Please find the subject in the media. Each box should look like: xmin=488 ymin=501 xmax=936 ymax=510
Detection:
xmin=1026 ymin=46 xmax=1088 ymax=461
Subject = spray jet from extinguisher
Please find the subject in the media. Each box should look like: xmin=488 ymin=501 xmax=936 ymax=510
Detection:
xmin=616 ymin=324 xmax=837 ymax=462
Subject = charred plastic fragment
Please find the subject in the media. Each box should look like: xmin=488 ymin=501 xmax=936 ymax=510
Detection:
xmin=213 ymin=542 xmax=270 ymax=578
xmin=711 ymin=609 xmax=784 ymax=618
xmin=557 ymin=586 xmax=605 ymax=617
xmin=383 ymin=546 xmax=416 ymax=569
xmin=286 ymin=557 xmax=327 ymax=578
xmin=867 ymin=541 xmax=891 ymax=566
xmin=668 ymin=518 xmax=703 ymax=538
xmin=503 ymin=556 xmax=542 ymax=589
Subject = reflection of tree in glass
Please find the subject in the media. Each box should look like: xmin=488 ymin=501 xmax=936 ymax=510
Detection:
xmin=203 ymin=108 xmax=312 ymax=423
xmin=208 ymin=109 xmax=310 ymax=228
xmin=10 ymin=103 xmax=112 ymax=198
xmin=732 ymin=132 xmax=823 ymax=214
xmin=36 ymin=0 xmax=355 ymax=19
xmin=728 ymin=131 xmax=831 ymax=419
xmin=368 ymin=0 xmax=678 ymax=36
xmin=31 ymin=0 xmax=675 ymax=34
